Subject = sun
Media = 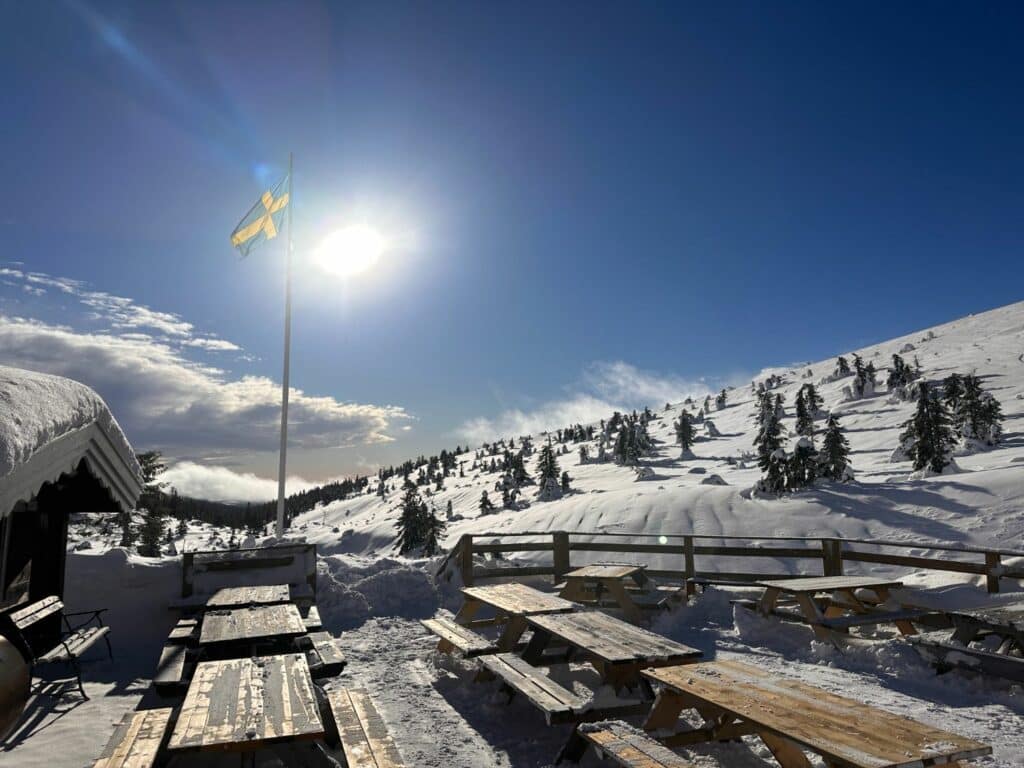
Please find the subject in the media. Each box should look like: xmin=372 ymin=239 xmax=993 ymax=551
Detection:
xmin=313 ymin=224 xmax=386 ymax=278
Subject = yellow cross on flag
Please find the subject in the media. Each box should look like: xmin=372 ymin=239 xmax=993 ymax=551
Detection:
xmin=230 ymin=173 xmax=290 ymax=257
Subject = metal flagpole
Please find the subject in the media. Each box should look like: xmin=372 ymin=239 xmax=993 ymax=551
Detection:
xmin=275 ymin=152 xmax=293 ymax=537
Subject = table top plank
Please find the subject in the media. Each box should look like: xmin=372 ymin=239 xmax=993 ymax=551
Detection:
xmin=566 ymin=564 xmax=645 ymax=580
xmin=168 ymin=654 xmax=323 ymax=751
xmin=528 ymin=611 xmax=701 ymax=665
xmin=462 ymin=583 xmax=576 ymax=616
xmin=644 ymin=660 xmax=990 ymax=768
xmin=755 ymin=576 xmax=904 ymax=593
xmin=205 ymin=584 xmax=292 ymax=608
xmin=199 ymin=603 xmax=306 ymax=645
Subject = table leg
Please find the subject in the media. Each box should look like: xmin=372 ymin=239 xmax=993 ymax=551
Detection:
xmin=559 ymin=578 xmax=585 ymax=601
xmin=521 ymin=628 xmax=553 ymax=666
xmin=496 ymin=615 xmax=528 ymax=652
xmin=642 ymin=690 xmax=686 ymax=731
xmin=454 ymin=599 xmax=482 ymax=625
xmin=758 ymin=587 xmax=782 ymax=616
xmin=795 ymin=595 xmax=832 ymax=642
xmin=606 ymin=580 xmax=644 ymax=624
xmin=759 ymin=731 xmax=812 ymax=768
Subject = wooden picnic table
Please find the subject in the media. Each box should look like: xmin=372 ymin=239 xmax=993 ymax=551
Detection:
xmin=754 ymin=575 xmax=923 ymax=641
xmin=168 ymin=654 xmax=324 ymax=752
xmin=199 ymin=603 xmax=306 ymax=647
xmin=523 ymin=610 xmax=701 ymax=692
xmin=910 ymin=598 xmax=1024 ymax=681
xmin=559 ymin=564 xmax=649 ymax=623
xmin=642 ymin=660 xmax=991 ymax=768
xmin=456 ymin=583 xmax=576 ymax=650
xmin=204 ymin=584 xmax=292 ymax=608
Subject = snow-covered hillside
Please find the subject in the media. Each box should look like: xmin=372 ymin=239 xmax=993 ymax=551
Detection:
xmin=293 ymin=300 xmax=1024 ymax=562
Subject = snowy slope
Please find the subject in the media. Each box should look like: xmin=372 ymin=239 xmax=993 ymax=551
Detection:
xmin=293 ymin=300 xmax=1024 ymax=563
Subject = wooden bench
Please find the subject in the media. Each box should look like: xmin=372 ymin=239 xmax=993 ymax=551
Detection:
xmin=560 ymin=721 xmax=693 ymax=766
xmin=153 ymin=644 xmax=191 ymax=694
xmin=420 ymin=616 xmax=497 ymax=657
xmin=479 ymin=653 xmax=587 ymax=725
xmin=3 ymin=596 xmax=112 ymax=699
xmin=326 ymin=687 xmax=406 ymax=767
xmin=304 ymin=631 xmax=346 ymax=678
xmin=166 ymin=618 xmax=198 ymax=643
xmin=302 ymin=605 xmax=323 ymax=631
xmin=910 ymin=634 xmax=1024 ymax=682
xmin=92 ymin=707 xmax=173 ymax=768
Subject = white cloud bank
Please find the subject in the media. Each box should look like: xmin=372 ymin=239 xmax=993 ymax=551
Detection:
xmin=456 ymin=361 xmax=737 ymax=444
xmin=159 ymin=462 xmax=321 ymax=503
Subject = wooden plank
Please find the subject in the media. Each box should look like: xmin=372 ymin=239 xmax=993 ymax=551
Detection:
xmin=461 ymin=583 xmax=576 ymax=616
xmin=167 ymin=619 xmax=198 ymax=643
xmin=910 ymin=636 xmax=1024 ymax=682
xmin=153 ymin=645 xmax=188 ymax=692
xmin=38 ymin=626 xmax=109 ymax=663
xmin=93 ymin=708 xmax=173 ymax=768
xmin=419 ymin=617 xmax=496 ymax=657
xmin=9 ymin=596 xmax=63 ymax=629
xmin=302 ymin=605 xmax=323 ymax=631
xmin=327 ymin=687 xmax=405 ymax=768
xmin=198 ymin=603 xmax=306 ymax=645
xmin=527 ymin=612 xmax=701 ymax=665
xmin=566 ymin=564 xmax=644 ymax=580
xmin=581 ymin=721 xmax=694 ymax=768
xmin=205 ymin=584 xmax=291 ymax=608
xmin=755 ymin=576 xmax=904 ymax=593
xmin=479 ymin=653 xmax=586 ymax=723
xmin=307 ymin=631 xmax=346 ymax=677
xmin=168 ymin=654 xmax=323 ymax=751
xmin=644 ymin=660 xmax=991 ymax=768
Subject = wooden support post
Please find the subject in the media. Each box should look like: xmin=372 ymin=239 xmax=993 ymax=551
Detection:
xmin=683 ymin=536 xmax=695 ymax=597
xmin=552 ymin=531 xmax=570 ymax=583
xmin=985 ymin=552 xmax=1001 ymax=594
xmin=459 ymin=534 xmax=474 ymax=587
xmin=821 ymin=539 xmax=843 ymax=577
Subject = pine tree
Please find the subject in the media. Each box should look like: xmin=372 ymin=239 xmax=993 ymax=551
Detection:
xmin=786 ymin=437 xmax=818 ymax=489
xmin=760 ymin=448 xmax=788 ymax=493
xmin=819 ymin=413 xmax=851 ymax=481
xmin=118 ymin=509 xmax=135 ymax=548
xmin=794 ymin=388 xmax=814 ymax=438
xmin=478 ymin=490 xmax=495 ymax=514
xmin=898 ymin=382 xmax=955 ymax=474
xmin=835 ymin=356 xmax=851 ymax=377
xmin=803 ymin=383 xmax=823 ymax=415
xmin=421 ymin=506 xmax=446 ymax=556
xmin=578 ymin=445 xmax=589 ymax=464
xmin=715 ymin=389 xmax=727 ymax=410
xmin=943 ymin=373 xmax=965 ymax=415
xmin=536 ymin=439 xmax=562 ymax=500
xmin=674 ymin=411 xmax=695 ymax=454
xmin=959 ymin=375 xmax=1003 ymax=445
xmin=395 ymin=486 xmax=426 ymax=554
xmin=754 ymin=404 xmax=783 ymax=473
xmin=138 ymin=510 xmax=164 ymax=556
xmin=560 ymin=471 xmax=571 ymax=493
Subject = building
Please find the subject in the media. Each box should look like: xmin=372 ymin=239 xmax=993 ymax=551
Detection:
xmin=0 ymin=365 xmax=143 ymax=612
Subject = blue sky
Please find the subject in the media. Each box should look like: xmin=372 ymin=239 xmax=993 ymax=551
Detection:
xmin=2 ymin=2 xmax=1022 ymax=500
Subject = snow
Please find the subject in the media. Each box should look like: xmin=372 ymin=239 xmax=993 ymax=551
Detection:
xmin=0 ymin=364 xmax=139 ymax=480
xmin=9 ymin=301 xmax=1024 ymax=766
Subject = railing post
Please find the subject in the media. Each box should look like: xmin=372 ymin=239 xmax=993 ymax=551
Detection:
xmin=821 ymin=539 xmax=843 ymax=577
xmin=459 ymin=534 xmax=474 ymax=587
xmin=552 ymin=531 xmax=570 ymax=584
xmin=985 ymin=552 xmax=1001 ymax=594
xmin=683 ymin=536 xmax=696 ymax=597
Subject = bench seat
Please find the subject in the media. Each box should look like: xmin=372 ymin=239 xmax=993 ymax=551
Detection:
xmin=38 ymin=626 xmax=110 ymax=664
xmin=819 ymin=608 xmax=930 ymax=630
xmin=306 ymin=631 xmax=346 ymax=678
xmin=93 ymin=707 xmax=173 ymax=768
xmin=326 ymin=687 xmax=405 ymax=767
xmin=573 ymin=721 xmax=693 ymax=767
xmin=420 ymin=617 xmax=497 ymax=657
xmin=480 ymin=653 xmax=587 ymax=725
xmin=167 ymin=618 xmax=198 ymax=643
xmin=910 ymin=635 xmax=1024 ymax=682
xmin=153 ymin=644 xmax=190 ymax=694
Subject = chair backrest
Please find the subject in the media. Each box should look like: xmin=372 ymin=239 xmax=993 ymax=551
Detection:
xmin=7 ymin=596 xmax=63 ymax=631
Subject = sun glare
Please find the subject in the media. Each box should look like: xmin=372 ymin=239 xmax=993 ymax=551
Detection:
xmin=314 ymin=224 xmax=386 ymax=278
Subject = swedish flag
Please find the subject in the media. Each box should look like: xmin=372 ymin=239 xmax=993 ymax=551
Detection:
xmin=230 ymin=173 xmax=290 ymax=257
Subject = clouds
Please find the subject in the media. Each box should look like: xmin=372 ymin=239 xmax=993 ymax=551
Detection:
xmin=456 ymin=361 xmax=715 ymax=444
xmin=0 ymin=315 xmax=409 ymax=456
xmin=159 ymin=462 xmax=320 ymax=503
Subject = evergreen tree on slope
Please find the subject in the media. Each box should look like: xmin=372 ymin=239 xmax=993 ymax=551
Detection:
xmin=898 ymin=382 xmax=955 ymax=474
xmin=819 ymin=413 xmax=852 ymax=481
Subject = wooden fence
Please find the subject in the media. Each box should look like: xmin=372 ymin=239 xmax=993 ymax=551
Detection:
xmin=438 ymin=531 xmax=1024 ymax=595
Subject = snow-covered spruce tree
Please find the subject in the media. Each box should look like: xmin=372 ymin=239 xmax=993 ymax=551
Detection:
xmin=794 ymin=388 xmax=814 ymax=438
xmin=445 ymin=500 xmax=453 ymax=519
xmin=395 ymin=486 xmax=426 ymax=554
xmin=803 ymin=383 xmax=824 ymax=415
xmin=715 ymin=389 xmax=727 ymax=410
xmin=786 ymin=437 xmax=818 ymax=490
xmin=773 ymin=393 xmax=785 ymax=420
xmin=958 ymin=375 xmax=1003 ymax=446
xmin=674 ymin=411 xmax=695 ymax=456
xmin=835 ymin=356 xmax=852 ymax=378
xmin=560 ymin=471 xmax=571 ymax=493
xmin=897 ymin=382 xmax=956 ymax=474
xmin=118 ymin=508 xmax=136 ymax=548
xmin=887 ymin=354 xmax=915 ymax=391
xmin=754 ymin=401 xmax=783 ymax=474
xmin=758 ymin=448 xmax=789 ymax=493
xmin=479 ymin=489 xmax=495 ymax=514
xmin=138 ymin=510 xmax=165 ymax=557
xmin=578 ymin=445 xmax=589 ymax=465
xmin=943 ymin=373 xmax=965 ymax=414
xmin=819 ymin=413 xmax=852 ymax=481
xmin=535 ymin=439 xmax=562 ymax=501
xmin=421 ymin=506 xmax=446 ymax=556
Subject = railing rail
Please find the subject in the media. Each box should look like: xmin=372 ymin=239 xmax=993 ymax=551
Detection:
xmin=436 ymin=531 xmax=1024 ymax=595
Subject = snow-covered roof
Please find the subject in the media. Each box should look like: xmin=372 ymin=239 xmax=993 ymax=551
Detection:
xmin=0 ymin=365 xmax=143 ymax=516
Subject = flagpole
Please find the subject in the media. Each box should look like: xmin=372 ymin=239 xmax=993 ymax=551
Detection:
xmin=275 ymin=152 xmax=293 ymax=537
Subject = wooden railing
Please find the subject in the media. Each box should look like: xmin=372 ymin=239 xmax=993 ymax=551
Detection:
xmin=437 ymin=531 xmax=1024 ymax=594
